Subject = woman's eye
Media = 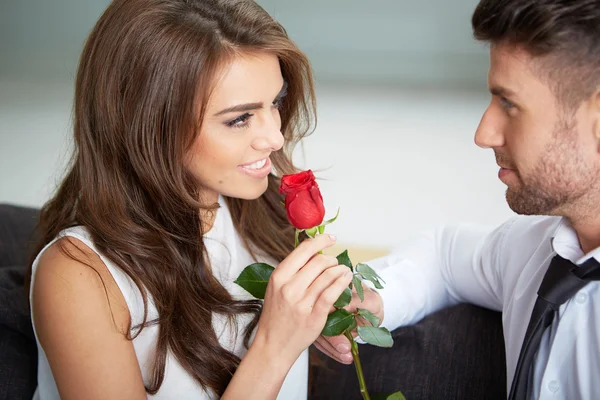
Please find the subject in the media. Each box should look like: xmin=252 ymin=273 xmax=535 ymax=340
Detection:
xmin=225 ymin=113 xmax=253 ymax=128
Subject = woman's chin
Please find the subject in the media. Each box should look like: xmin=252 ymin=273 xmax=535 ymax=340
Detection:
xmin=222 ymin=180 xmax=269 ymax=201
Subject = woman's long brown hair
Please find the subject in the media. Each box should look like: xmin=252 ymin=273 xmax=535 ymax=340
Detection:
xmin=27 ymin=0 xmax=316 ymax=395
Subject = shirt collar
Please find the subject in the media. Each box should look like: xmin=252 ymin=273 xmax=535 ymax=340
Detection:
xmin=551 ymin=217 xmax=600 ymax=264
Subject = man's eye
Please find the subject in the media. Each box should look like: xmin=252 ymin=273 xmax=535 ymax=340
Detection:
xmin=500 ymin=97 xmax=515 ymax=110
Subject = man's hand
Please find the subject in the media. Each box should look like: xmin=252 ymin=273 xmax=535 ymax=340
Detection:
xmin=313 ymin=284 xmax=384 ymax=364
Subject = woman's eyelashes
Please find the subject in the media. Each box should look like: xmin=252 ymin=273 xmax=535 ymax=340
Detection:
xmin=224 ymin=95 xmax=286 ymax=129
xmin=226 ymin=113 xmax=253 ymax=128
xmin=272 ymin=97 xmax=284 ymax=110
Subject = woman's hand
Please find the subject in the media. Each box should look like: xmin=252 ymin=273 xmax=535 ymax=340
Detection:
xmin=252 ymin=233 xmax=353 ymax=365
xmin=224 ymin=234 xmax=352 ymax=400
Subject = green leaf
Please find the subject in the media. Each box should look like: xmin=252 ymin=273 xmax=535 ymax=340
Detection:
xmin=357 ymin=308 xmax=380 ymax=327
xmin=355 ymin=263 xmax=385 ymax=283
xmin=357 ymin=326 xmax=393 ymax=348
xmin=318 ymin=225 xmax=325 ymax=234
xmin=322 ymin=207 xmax=340 ymax=226
xmin=294 ymin=228 xmax=301 ymax=248
xmin=233 ymin=263 xmax=274 ymax=299
xmin=333 ymin=287 xmax=352 ymax=308
xmin=372 ymin=392 xmax=407 ymax=400
xmin=321 ymin=309 xmax=354 ymax=337
xmin=356 ymin=263 xmax=385 ymax=289
xmin=347 ymin=317 xmax=358 ymax=333
xmin=336 ymin=250 xmax=353 ymax=271
xmin=306 ymin=227 xmax=318 ymax=238
xmin=387 ymin=392 xmax=407 ymax=400
xmin=353 ymin=275 xmax=364 ymax=302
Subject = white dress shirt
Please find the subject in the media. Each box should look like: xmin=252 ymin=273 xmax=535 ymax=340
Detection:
xmin=370 ymin=215 xmax=600 ymax=399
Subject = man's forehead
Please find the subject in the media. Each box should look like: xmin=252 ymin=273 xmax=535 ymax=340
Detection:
xmin=488 ymin=44 xmax=537 ymax=94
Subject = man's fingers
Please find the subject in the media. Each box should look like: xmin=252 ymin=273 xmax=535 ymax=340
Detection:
xmin=314 ymin=340 xmax=353 ymax=365
xmin=346 ymin=285 xmax=375 ymax=312
xmin=313 ymin=341 xmax=339 ymax=363
xmin=321 ymin=334 xmax=350 ymax=353
xmin=317 ymin=335 xmax=350 ymax=356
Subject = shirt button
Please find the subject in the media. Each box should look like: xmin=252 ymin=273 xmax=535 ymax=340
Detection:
xmin=575 ymin=292 xmax=588 ymax=304
xmin=547 ymin=380 xmax=560 ymax=394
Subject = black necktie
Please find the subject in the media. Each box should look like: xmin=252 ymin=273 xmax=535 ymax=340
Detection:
xmin=508 ymin=254 xmax=600 ymax=400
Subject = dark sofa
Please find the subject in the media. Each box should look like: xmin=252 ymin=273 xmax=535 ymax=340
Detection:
xmin=0 ymin=204 xmax=507 ymax=400
xmin=0 ymin=205 xmax=40 ymax=400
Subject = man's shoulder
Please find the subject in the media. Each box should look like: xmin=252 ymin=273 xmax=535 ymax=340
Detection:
xmin=490 ymin=214 xmax=561 ymax=258
xmin=501 ymin=214 xmax=562 ymax=240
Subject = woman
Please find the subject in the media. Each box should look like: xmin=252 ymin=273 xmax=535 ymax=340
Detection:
xmin=26 ymin=0 xmax=352 ymax=399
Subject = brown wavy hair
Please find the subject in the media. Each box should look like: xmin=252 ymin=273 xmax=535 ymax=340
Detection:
xmin=27 ymin=0 xmax=316 ymax=396
xmin=472 ymin=0 xmax=600 ymax=110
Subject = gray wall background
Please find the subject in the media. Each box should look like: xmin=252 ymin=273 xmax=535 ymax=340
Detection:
xmin=1 ymin=1 xmax=511 ymax=249
xmin=0 ymin=0 xmax=489 ymax=88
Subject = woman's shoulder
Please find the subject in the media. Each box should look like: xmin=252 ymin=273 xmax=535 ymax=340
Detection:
xmin=33 ymin=226 xmax=116 ymax=295
xmin=36 ymin=226 xmax=100 ymax=273
xmin=30 ymin=233 xmax=149 ymax=399
xmin=31 ymin=229 xmax=132 ymax=335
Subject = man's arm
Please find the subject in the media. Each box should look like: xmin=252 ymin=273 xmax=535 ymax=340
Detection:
xmin=315 ymin=219 xmax=513 ymax=363
xmin=374 ymin=222 xmax=508 ymax=331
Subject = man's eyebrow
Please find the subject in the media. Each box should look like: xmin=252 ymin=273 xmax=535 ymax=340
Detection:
xmin=490 ymin=85 xmax=517 ymax=97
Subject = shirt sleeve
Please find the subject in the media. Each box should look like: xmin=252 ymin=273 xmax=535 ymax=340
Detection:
xmin=370 ymin=219 xmax=514 ymax=331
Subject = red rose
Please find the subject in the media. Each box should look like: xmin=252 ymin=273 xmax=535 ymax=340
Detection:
xmin=279 ymin=170 xmax=326 ymax=230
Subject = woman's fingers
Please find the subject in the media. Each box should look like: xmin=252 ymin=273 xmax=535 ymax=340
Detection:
xmin=310 ymin=267 xmax=353 ymax=316
xmin=297 ymin=265 xmax=349 ymax=310
xmin=272 ymin=234 xmax=337 ymax=280
xmin=289 ymin=253 xmax=339 ymax=293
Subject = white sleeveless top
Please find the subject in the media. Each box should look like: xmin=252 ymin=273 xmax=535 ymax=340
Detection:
xmin=29 ymin=196 xmax=308 ymax=399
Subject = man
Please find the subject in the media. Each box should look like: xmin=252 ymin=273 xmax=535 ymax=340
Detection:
xmin=315 ymin=0 xmax=600 ymax=398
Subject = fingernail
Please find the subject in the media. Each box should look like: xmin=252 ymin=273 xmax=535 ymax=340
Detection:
xmin=336 ymin=344 xmax=350 ymax=353
xmin=342 ymin=353 xmax=353 ymax=362
xmin=329 ymin=234 xmax=336 ymax=241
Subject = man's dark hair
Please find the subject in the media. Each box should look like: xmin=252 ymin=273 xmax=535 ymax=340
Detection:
xmin=472 ymin=0 xmax=600 ymax=109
